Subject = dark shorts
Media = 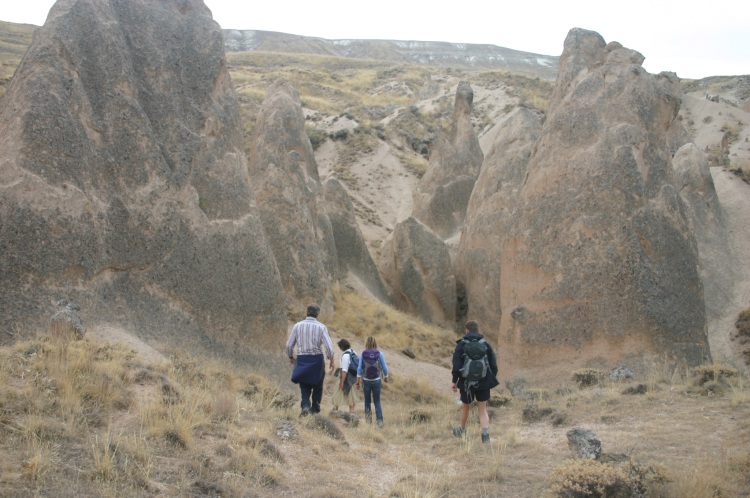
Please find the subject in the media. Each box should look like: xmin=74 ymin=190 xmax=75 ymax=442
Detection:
xmin=460 ymin=386 xmax=490 ymax=404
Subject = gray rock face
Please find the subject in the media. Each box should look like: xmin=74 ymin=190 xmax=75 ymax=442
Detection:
xmin=0 ymin=0 xmax=287 ymax=346
xmin=50 ymin=299 xmax=85 ymax=339
xmin=455 ymin=107 xmax=543 ymax=334
xmin=412 ymin=82 xmax=484 ymax=239
xmin=378 ymin=217 xmax=456 ymax=326
xmin=567 ymin=428 xmax=602 ymax=460
xmin=673 ymin=143 xmax=735 ymax=323
xmin=322 ymin=178 xmax=390 ymax=303
xmin=247 ymin=80 xmax=337 ymax=310
xmin=465 ymin=28 xmax=710 ymax=379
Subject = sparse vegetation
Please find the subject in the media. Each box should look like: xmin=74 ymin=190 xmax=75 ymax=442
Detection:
xmin=0 ymin=324 xmax=749 ymax=496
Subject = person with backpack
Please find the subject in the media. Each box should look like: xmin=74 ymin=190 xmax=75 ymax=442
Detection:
xmin=332 ymin=338 xmax=359 ymax=412
xmin=356 ymin=335 xmax=389 ymax=427
xmin=286 ymin=304 xmax=335 ymax=417
xmin=451 ymin=320 xmax=499 ymax=443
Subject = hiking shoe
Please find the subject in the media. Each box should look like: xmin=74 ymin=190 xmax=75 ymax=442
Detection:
xmin=300 ymin=407 xmax=310 ymax=417
xmin=377 ymin=420 xmax=384 ymax=428
xmin=452 ymin=426 xmax=465 ymax=438
xmin=365 ymin=411 xmax=372 ymax=424
xmin=481 ymin=430 xmax=490 ymax=443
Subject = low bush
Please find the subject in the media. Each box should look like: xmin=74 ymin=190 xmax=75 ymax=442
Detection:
xmin=546 ymin=459 xmax=635 ymax=497
xmin=572 ymin=369 xmax=605 ymax=388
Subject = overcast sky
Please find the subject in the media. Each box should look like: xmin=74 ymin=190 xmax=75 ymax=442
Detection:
xmin=2 ymin=0 xmax=748 ymax=79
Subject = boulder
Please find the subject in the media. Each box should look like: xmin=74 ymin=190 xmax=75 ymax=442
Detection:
xmin=567 ymin=428 xmax=602 ymax=460
xmin=378 ymin=217 xmax=456 ymax=326
xmin=0 ymin=0 xmax=287 ymax=347
xmin=609 ymin=365 xmax=635 ymax=382
xmin=322 ymin=178 xmax=390 ymax=303
xmin=247 ymin=80 xmax=337 ymax=311
xmin=411 ymin=81 xmax=484 ymax=239
xmin=49 ymin=299 xmax=86 ymax=340
xmin=466 ymin=28 xmax=710 ymax=380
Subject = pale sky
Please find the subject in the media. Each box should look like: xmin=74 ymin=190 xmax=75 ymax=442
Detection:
xmin=2 ymin=0 xmax=748 ymax=79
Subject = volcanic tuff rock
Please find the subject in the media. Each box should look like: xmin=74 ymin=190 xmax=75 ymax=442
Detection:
xmin=455 ymin=107 xmax=544 ymax=334
xmin=378 ymin=217 xmax=456 ymax=327
xmin=467 ymin=28 xmax=710 ymax=379
xmin=411 ymin=82 xmax=484 ymax=240
xmin=247 ymin=80 xmax=337 ymax=311
xmin=322 ymin=178 xmax=390 ymax=303
xmin=0 ymin=0 xmax=286 ymax=346
xmin=673 ymin=144 xmax=735 ymax=323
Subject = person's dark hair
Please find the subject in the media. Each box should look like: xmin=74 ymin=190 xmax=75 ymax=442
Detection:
xmin=306 ymin=304 xmax=320 ymax=318
xmin=465 ymin=320 xmax=479 ymax=334
xmin=337 ymin=338 xmax=350 ymax=351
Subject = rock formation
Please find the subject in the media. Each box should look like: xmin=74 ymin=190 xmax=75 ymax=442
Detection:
xmin=247 ymin=80 xmax=337 ymax=311
xmin=322 ymin=178 xmax=390 ymax=303
xmin=412 ymin=81 xmax=484 ymax=240
xmin=378 ymin=217 xmax=456 ymax=327
xmin=455 ymin=107 xmax=543 ymax=331
xmin=461 ymin=29 xmax=710 ymax=379
xmin=0 ymin=0 xmax=287 ymax=347
xmin=673 ymin=144 xmax=735 ymax=328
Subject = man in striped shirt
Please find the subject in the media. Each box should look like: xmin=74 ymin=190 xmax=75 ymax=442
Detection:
xmin=286 ymin=303 xmax=335 ymax=416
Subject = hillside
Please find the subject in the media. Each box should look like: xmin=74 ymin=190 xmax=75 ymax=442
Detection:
xmin=223 ymin=29 xmax=559 ymax=79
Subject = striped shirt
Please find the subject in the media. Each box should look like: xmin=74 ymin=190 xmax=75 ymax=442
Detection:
xmin=285 ymin=317 xmax=334 ymax=359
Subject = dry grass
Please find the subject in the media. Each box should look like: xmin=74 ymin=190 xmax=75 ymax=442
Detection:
xmin=326 ymin=285 xmax=457 ymax=364
xmin=1 ymin=327 xmax=749 ymax=497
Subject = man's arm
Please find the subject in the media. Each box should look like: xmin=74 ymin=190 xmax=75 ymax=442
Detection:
xmin=322 ymin=327 xmax=335 ymax=371
xmin=285 ymin=326 xmax=298 ymax=364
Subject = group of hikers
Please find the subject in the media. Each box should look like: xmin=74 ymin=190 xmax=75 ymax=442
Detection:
xmin=285 ymin=303 xmax=499 ymax=442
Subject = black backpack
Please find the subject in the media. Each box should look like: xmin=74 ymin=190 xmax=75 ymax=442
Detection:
xmin=459 ymin=338 xmax=489 ymax=382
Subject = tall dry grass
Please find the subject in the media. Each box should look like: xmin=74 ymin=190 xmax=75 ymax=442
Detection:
xmin=1 ymin=325 xmax=749 ymax=497
xmin=326 ymin=285 xmax=457 ymax=364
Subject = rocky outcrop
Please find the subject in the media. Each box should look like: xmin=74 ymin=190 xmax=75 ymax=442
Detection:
xmin=322 ymin=178 xmax=389 ymax=303
xmin=0 ymin=0 xmax=287 ymax=347
xmin=466 ymin=29 xmax=710 ymax=379
xmin=673 ymin=144 xmax=735 ymax=324
xmin=247 ymin=80 xmax=337 ymax=311
xmin=411 ymin=82 xmax=484 ymax=240
xmin=455 ymin=107 xmax=543 ymax=331
xmin=378 ymin=217 xmax=456 ymax=326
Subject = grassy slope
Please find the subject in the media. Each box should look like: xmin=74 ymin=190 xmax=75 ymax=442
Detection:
xmin=2 ymin=315 xmax=749 ymax=497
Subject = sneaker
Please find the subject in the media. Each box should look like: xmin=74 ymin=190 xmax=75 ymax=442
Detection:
xmin=365 ymin=411 xmax=372 ymax=424
xmin=377 ymin=420 xmax=383 ymax=428
xmin=452 ymin=426 xmax=465 ymax=438
xmin=300 ymin=407 xmax=310 ymax=417
xmin=481 ymin=429 xmax=490 ymax=443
